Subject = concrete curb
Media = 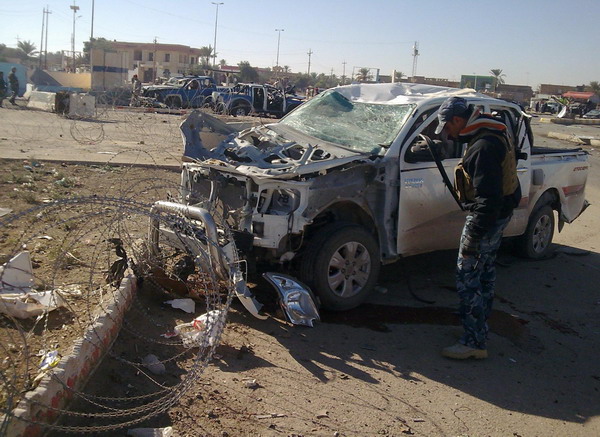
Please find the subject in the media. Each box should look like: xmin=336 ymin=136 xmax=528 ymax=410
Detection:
xmin=549 ymin=118 xmax=600 ymax=126
xmin=6 ymin=275 xmax=137 ymax=436
xmin=547 ymin=131 xmax=600 ymax=146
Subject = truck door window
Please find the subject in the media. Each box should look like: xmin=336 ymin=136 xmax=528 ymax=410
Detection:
xmin=404 ymin=110 xmax=460 ymax=163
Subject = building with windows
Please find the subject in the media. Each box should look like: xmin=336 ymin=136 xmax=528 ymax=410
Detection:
xmin=109 ymin=41 xmax=204 ymax=83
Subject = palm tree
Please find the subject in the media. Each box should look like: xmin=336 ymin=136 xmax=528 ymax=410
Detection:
xmin=490 ymin=69 xmax=506 ymax=91
xmin=17 ymin=40 xmax=38 ymax=59
xmin=356 ymin=67 xmax=371 ymax=82
xmin=198 ymin=45 xmax=213 ymax=67
xmin=394 ymin=71 xmax=405 ymax=82
xmin=590 ymin=81 xmax=600 ymax=94
xmin=219 ymin=59 xmax=227 ymax=68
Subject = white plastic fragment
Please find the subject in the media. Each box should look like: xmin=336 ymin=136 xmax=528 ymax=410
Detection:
xmin=126 ymin=427 xmax=173 ymax=437
xmin=243 ymin=378 xmax=258 ymax=389
xmin=174 ymin=309 xmax=224 ymax=348
xmin=164 ymin=298 xmax=195 ymax=314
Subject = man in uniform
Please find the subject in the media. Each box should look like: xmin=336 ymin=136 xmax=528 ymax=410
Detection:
xmin=0 ymin=71 xmax=7 ymax=107
xmin=8 ymin=67 xmax=19 ymax=105
xmin=435 ymin=96 xmax=521 ymax=360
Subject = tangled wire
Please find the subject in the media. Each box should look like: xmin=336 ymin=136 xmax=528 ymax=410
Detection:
xmin=0 ymin=191 xmax=237 ymax=434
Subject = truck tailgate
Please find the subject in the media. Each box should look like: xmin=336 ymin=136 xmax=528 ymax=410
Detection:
xmin=531 ymin=150 xmax=588 ymax=222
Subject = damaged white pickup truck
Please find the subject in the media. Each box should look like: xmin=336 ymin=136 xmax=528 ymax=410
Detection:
xmin=161 ymin=83 xmax=588 ymax=315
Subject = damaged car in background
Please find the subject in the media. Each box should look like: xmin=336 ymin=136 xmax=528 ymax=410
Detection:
xmin=151 ymin=83 xmax=589 ymax=324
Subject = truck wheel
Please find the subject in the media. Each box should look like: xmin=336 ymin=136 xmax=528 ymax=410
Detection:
xmin=300 ymin=223 xmax=380 ymax=311
xmin=231 ymin=105 xmax=250 ymax=117
xmin=517 ymin=204 xmax=555 ymax=259
xmin=165 ymin=97 xmax=181 ymax=109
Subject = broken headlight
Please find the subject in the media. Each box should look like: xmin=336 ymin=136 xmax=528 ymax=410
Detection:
xmin=257 ymin=188 xmax=300 ymax=215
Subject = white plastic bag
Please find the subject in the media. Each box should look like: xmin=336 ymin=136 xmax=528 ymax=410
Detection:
xmin=174 ymin=310 xmax=223 ymax=348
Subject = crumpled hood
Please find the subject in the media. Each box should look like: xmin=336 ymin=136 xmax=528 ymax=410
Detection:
xmin=180 ymin=111 xmax=373 ymax=179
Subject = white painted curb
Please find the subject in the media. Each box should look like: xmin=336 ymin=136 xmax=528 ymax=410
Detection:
xmin=5 ymin=275 xmax=137 ymax=436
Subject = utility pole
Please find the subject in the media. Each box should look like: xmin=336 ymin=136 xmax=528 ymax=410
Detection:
xmin=275 ymin=28 xmax=284 ymax=74
xmin=40 ymin=8 xmax=45 ymax=68
xmin=44 ymin=7 xmax=51 ymax=69
xmin=212 ymin=2 xmax=223 ymax=68
xmin=91 ymin=0 xmax=95 ymax=39
xmin=90 ymin=0 xmax=95 ymax=84
xmin=307 ymin=48 xmax=313 ymax=75
xmin=153 ymin=37 xmax=158 ymax=83
xmin=342 ymin=61 xmax=346 ymax=85
xmin=411 ymin=41 xmax=419 ymax=78
xmin=70 ymin=1 xmax=80 ymax=72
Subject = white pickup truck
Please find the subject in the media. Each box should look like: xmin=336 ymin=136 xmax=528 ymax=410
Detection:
xmin=168 ymin=83 xmax=589 ymax=312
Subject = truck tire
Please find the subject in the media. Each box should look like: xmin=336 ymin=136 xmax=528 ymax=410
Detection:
xmin=299 ymin=223 xmax=380 ymax=311
xmin=231 ymin=104 xmax=250 ymax=117
xmin=164 ymin=97 xmax=181 ymax=109
xmin=517 ymin=204 xmax=555 ymax=259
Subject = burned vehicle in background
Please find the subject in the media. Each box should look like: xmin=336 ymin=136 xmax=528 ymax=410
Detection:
xmin=155 ymin=84 xmax=588 ymax=313
xmin=212 ymin=83 xmax=305 ymax=117
xmin=142 ymin=76 xmax=223 ymax=109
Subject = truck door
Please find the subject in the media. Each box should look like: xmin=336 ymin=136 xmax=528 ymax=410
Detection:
xmin=252 ymin=86 xmax=265 ymax=112
xmin=397 ymin=108 xmax=467 ymax=256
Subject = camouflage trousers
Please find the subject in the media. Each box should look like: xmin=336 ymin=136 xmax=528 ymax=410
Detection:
xmin=456 ymin=214 xmax=511 ymax=349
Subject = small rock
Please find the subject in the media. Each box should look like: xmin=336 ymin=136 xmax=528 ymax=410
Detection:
xmin=142 ymin=354 xmax=166 ymax=375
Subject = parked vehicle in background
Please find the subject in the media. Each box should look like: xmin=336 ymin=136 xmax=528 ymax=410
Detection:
xmin=142 ymin=76 xmax=224 ymax=108
xmin=212 ymin=83 xmax=305 ymax=117
xmin=582 ymin=109 xmax=600 ymax=119
xmin=167 ymin=84 xmax=589 ymax=311
xmin=540 ymin=101 xmax=560 ymax=114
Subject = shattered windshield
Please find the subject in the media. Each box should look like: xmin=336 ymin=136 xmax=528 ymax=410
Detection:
xmin=280 ymin=90 xmax=414 ymax=153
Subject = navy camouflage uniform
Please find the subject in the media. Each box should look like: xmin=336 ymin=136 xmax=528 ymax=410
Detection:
xmin=8 ymin=69 xmax=19 ymax=105
xmin=455 ymin=113 xmax=521 ymax=350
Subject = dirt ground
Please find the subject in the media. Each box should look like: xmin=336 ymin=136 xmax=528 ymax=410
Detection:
xmin=1 ymin=105 xmax=600 ymax=437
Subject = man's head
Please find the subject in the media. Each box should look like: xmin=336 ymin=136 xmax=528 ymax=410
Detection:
xmin=435 ymin=96 xmax=471 ymax=139
xmin=11 ymin=67 xmax=16 ymax=73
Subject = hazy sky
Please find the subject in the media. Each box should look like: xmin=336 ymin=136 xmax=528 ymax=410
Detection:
xmin=2 ymin=0 xmax=599 ymax=88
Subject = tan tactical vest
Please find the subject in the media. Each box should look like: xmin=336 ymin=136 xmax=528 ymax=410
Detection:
xmin=453 ymin=131 xmax=519 ymax=203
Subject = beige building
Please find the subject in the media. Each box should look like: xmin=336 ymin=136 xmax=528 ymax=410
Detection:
xmin=109 ymin=41 xmax=204 ymax=83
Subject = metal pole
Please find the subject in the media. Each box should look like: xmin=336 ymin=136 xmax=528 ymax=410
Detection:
xmin=307 ymin=48 xmax=312 ymax=75
xmin=70 ymin=3 xmax=80 ymax=72
xmin=275 ymin=28 xmax=284 ymax=74
xmin=39 ymin=8 xmax=45 ymax=68
xmin=211 ymin=2 xmax=223 ymax=68
xmin=44 ymin=8 xmax=51 ymax=70
xmin=90 ymin=0 xmax=95 ymax=86
xmin=91 ymin=0 xmax=94 ymax=39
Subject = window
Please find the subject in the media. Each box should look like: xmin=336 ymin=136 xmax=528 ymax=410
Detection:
xmin=133 ymin=50 xmax=142 ymax=61
xmin=164 ymin=53 xmax=170 ymax=62
xmin=148 ymin=52 xmax=154 ymax=61
xmin=190 ymin=56 xmax=195 ymax=64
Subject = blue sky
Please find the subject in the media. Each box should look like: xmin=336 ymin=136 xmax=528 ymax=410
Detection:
xmin=2 ymin=0 xmax=599 ymax=88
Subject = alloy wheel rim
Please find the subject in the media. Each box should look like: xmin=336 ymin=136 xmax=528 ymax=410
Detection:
xmin=327 ymin=241 xmax=371 ymax=298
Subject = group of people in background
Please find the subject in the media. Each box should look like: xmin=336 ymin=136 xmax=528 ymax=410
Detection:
xmin=0 ymin=67 xmax=20 ymax=107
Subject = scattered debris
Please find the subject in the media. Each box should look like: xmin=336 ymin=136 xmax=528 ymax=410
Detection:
xmin=0 ymin=251 xmax=67 ymax=318
xmin=164 ymin=298 xmax=195 ymax=313
xmin=263 ymin=272 xmax=320 ymax=327
xmin=316 ymin=410 xmax=329 ymax=419
xmin=243 ymin=378 xmax=259 ymax=389
xmin=254 ymin=413 xmax=286 ymax=420
xmin=126 ymin=427 xmax=173 ymax=437
xmin=174 ymin=309 xmax=224 ymax=347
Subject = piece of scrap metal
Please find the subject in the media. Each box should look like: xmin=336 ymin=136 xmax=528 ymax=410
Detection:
xmin=263 ymin=272 xmax=320 ymax=327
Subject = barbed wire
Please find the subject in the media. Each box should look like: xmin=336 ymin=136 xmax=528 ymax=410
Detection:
xmin=0 ymin=107 xmax=240 ymax=435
